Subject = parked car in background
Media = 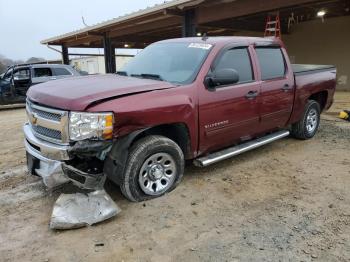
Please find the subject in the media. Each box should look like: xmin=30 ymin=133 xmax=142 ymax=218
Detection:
xmin=0 ymin=64 xmax=80 ymax=105
xmin=24 ymin=37 xmax=336 ymax=202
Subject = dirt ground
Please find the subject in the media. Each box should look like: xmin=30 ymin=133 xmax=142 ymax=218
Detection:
xmin=0 ymin=92 xmax=349 ymax=262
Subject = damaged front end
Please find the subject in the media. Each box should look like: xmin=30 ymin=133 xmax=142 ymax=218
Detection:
xmin=64 ymin=140 xmax=112 ymax=190
xmin=24 ymin=122 xmax=111 ymax=189
xmin=23 ymin=101 xmax=120 ymax=229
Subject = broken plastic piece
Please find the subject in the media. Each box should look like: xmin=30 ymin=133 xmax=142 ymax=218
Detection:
xmin=50 ymin=190 xmax=121 ymax=230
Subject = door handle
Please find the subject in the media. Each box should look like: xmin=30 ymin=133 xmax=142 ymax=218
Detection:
xmin=281 ymin=84 xmax=291 ymax=92
xmin=50 ymin=77 xmax=57 ymax=80
xmin=245 ymin=90 xmax=258 ymax=99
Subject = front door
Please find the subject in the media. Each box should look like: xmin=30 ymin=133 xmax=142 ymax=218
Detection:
xmin=198 ymin=46 xmax=261 ymax=154
xmin=0 ymin=67 xmax=14 ymax=99
xmin=13 ymin=67 xmax=31 ymax=96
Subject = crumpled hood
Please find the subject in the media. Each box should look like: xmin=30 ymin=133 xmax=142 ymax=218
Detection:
xmin=27 ymin=74 xmax=175 ymax=111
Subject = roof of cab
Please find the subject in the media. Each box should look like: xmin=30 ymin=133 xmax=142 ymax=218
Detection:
xmin=158 ymin=36 xmax=283 ymax=47
xmin=31 ymin=64 xmax=73 ymax=69
xmin=14 ymin=64 xmax=73 ymax=69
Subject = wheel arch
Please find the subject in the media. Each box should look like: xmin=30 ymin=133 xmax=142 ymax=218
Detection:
xmin=104 ymin=123 xmax=192 ymax=186
xmin=309 ymin=90 xmax=328 ymax=111
xmin=131 ymin=123 xmax=192 ymax=159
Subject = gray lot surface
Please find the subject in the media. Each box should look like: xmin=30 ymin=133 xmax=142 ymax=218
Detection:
xmin=0 ymin=92 xmax=349 ymax=262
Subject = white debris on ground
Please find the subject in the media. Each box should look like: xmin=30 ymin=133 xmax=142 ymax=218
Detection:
xmin=50 ymin=189 xmax=121 ymax=230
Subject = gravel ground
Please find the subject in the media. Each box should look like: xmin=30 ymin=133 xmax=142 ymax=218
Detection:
xmin=0 ymin=92 xmax=349 ymax=262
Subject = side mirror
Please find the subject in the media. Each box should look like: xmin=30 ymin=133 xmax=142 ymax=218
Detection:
xmin=205 ymin=68 xmax=239 ymax=89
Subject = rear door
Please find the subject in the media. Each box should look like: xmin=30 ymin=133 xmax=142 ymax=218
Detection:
xmin=31 ymin=67 xmax=54 ymax=84
xmin=198 ymin=46 xmax=261 ymax=153
xmin=254 ymin=46 xmax=294 ymax=130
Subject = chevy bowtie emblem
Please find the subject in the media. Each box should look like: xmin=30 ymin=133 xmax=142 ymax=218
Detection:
xmin=32 ymin=113 xmax=38 ymax=125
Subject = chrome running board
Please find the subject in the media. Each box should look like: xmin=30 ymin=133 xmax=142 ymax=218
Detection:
xmin=194 ymin=130 xmax=290 ymax=167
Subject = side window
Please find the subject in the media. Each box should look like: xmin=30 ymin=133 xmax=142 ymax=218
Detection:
xmin=13 ymin=68 xmax=30 ymax=79
xmin=34 ymin=68 xmax=52 ymax=77
xmin=54 ymin=67 xmax=72 ymax=76
xmin=255 ymin=48 xmax=286 ymax=80
xmin=214 ymin=48 xmax=253 ymax=84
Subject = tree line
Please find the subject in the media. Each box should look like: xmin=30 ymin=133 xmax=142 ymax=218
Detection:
xmin=0 ymin=54 xmax=45 ymax=74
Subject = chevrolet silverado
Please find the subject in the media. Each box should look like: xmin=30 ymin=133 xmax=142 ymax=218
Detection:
xmin=24 ymin=37 xmax=336 ymax=202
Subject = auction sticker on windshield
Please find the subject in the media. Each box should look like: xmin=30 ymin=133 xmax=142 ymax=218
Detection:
xmin=188 ymin=43 xmax=212 ymax=50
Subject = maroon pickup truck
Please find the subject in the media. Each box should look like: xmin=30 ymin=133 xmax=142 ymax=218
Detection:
xmin=24 ymin=37 xmax=336 ymax=202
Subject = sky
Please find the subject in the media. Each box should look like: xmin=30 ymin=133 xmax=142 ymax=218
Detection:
xmin=0 ymin=0 xmax=166 ymax=61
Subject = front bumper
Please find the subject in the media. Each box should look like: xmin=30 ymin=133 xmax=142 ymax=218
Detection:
xmin=24 ymin=123 xmax=70 ymax=161
xmin=25 ymin=139 xmax=69 ymax=189
xmin=24 ymin=123 xmax=105 ymax=190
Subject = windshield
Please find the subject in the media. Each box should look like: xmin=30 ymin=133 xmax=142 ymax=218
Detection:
xmin=121 ymin=42 xmax=212 ymax=84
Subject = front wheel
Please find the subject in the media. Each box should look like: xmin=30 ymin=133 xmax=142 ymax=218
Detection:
xmin=291 ymin=100 xmax=321 ymax=140
xmin=120 ymin=135 xmax=184 ymax=202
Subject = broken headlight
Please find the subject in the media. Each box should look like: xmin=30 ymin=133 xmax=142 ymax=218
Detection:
xmin=69 ymin=112 xmax=114 ymax=141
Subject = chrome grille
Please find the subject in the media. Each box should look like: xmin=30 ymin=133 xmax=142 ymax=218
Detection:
xmin=32 ymin=125 xmax=62 ymax=140
xmin=31 ymin=107 xmax=61 ymax=122
xmin=26 ymin=100 xmax=69 ymax=144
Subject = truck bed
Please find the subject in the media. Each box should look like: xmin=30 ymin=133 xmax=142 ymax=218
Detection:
xmin=292 ymin=64 xmax=335 ymax=75
xmin=290 ymin=63 xmax=337 ymax=124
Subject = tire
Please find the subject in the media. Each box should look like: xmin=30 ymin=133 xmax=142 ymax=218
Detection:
xmin=291 ymin=100 xmax=321 ymax=140
xmin=120 ymin=135 xmax=184 ymax=202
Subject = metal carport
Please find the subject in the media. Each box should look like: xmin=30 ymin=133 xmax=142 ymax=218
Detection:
xmin=41 ymin=0 xmax=349 ymax=74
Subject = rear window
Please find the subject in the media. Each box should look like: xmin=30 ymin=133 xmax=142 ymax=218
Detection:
xmin=54 ymin=67 xmax=72 ymax=76
xmin=34 ymin=68 xmax=52 ymax=77
xmin=255 ymin=48 xmax=286 ymax=80
xmin=215 ymin=48 xmax=253 ymax=83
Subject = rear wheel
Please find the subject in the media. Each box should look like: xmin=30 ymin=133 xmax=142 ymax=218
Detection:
xmin=120 ymin=135 xmax=184 ymax=202
xmin=291 ymin=100 xmax=321 ymax=139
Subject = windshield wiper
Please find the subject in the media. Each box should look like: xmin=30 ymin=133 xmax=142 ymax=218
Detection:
xmin=116 ymin=71 xmax=128 ymax=76
xmin=130 ymin=73 xmax=164 ymax=81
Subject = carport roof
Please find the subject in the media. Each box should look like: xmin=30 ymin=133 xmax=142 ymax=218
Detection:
xmin=41 ymin=0 xmax=195 ymax=46
xmin=41 ymin=0 xmax=350 ymax=48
